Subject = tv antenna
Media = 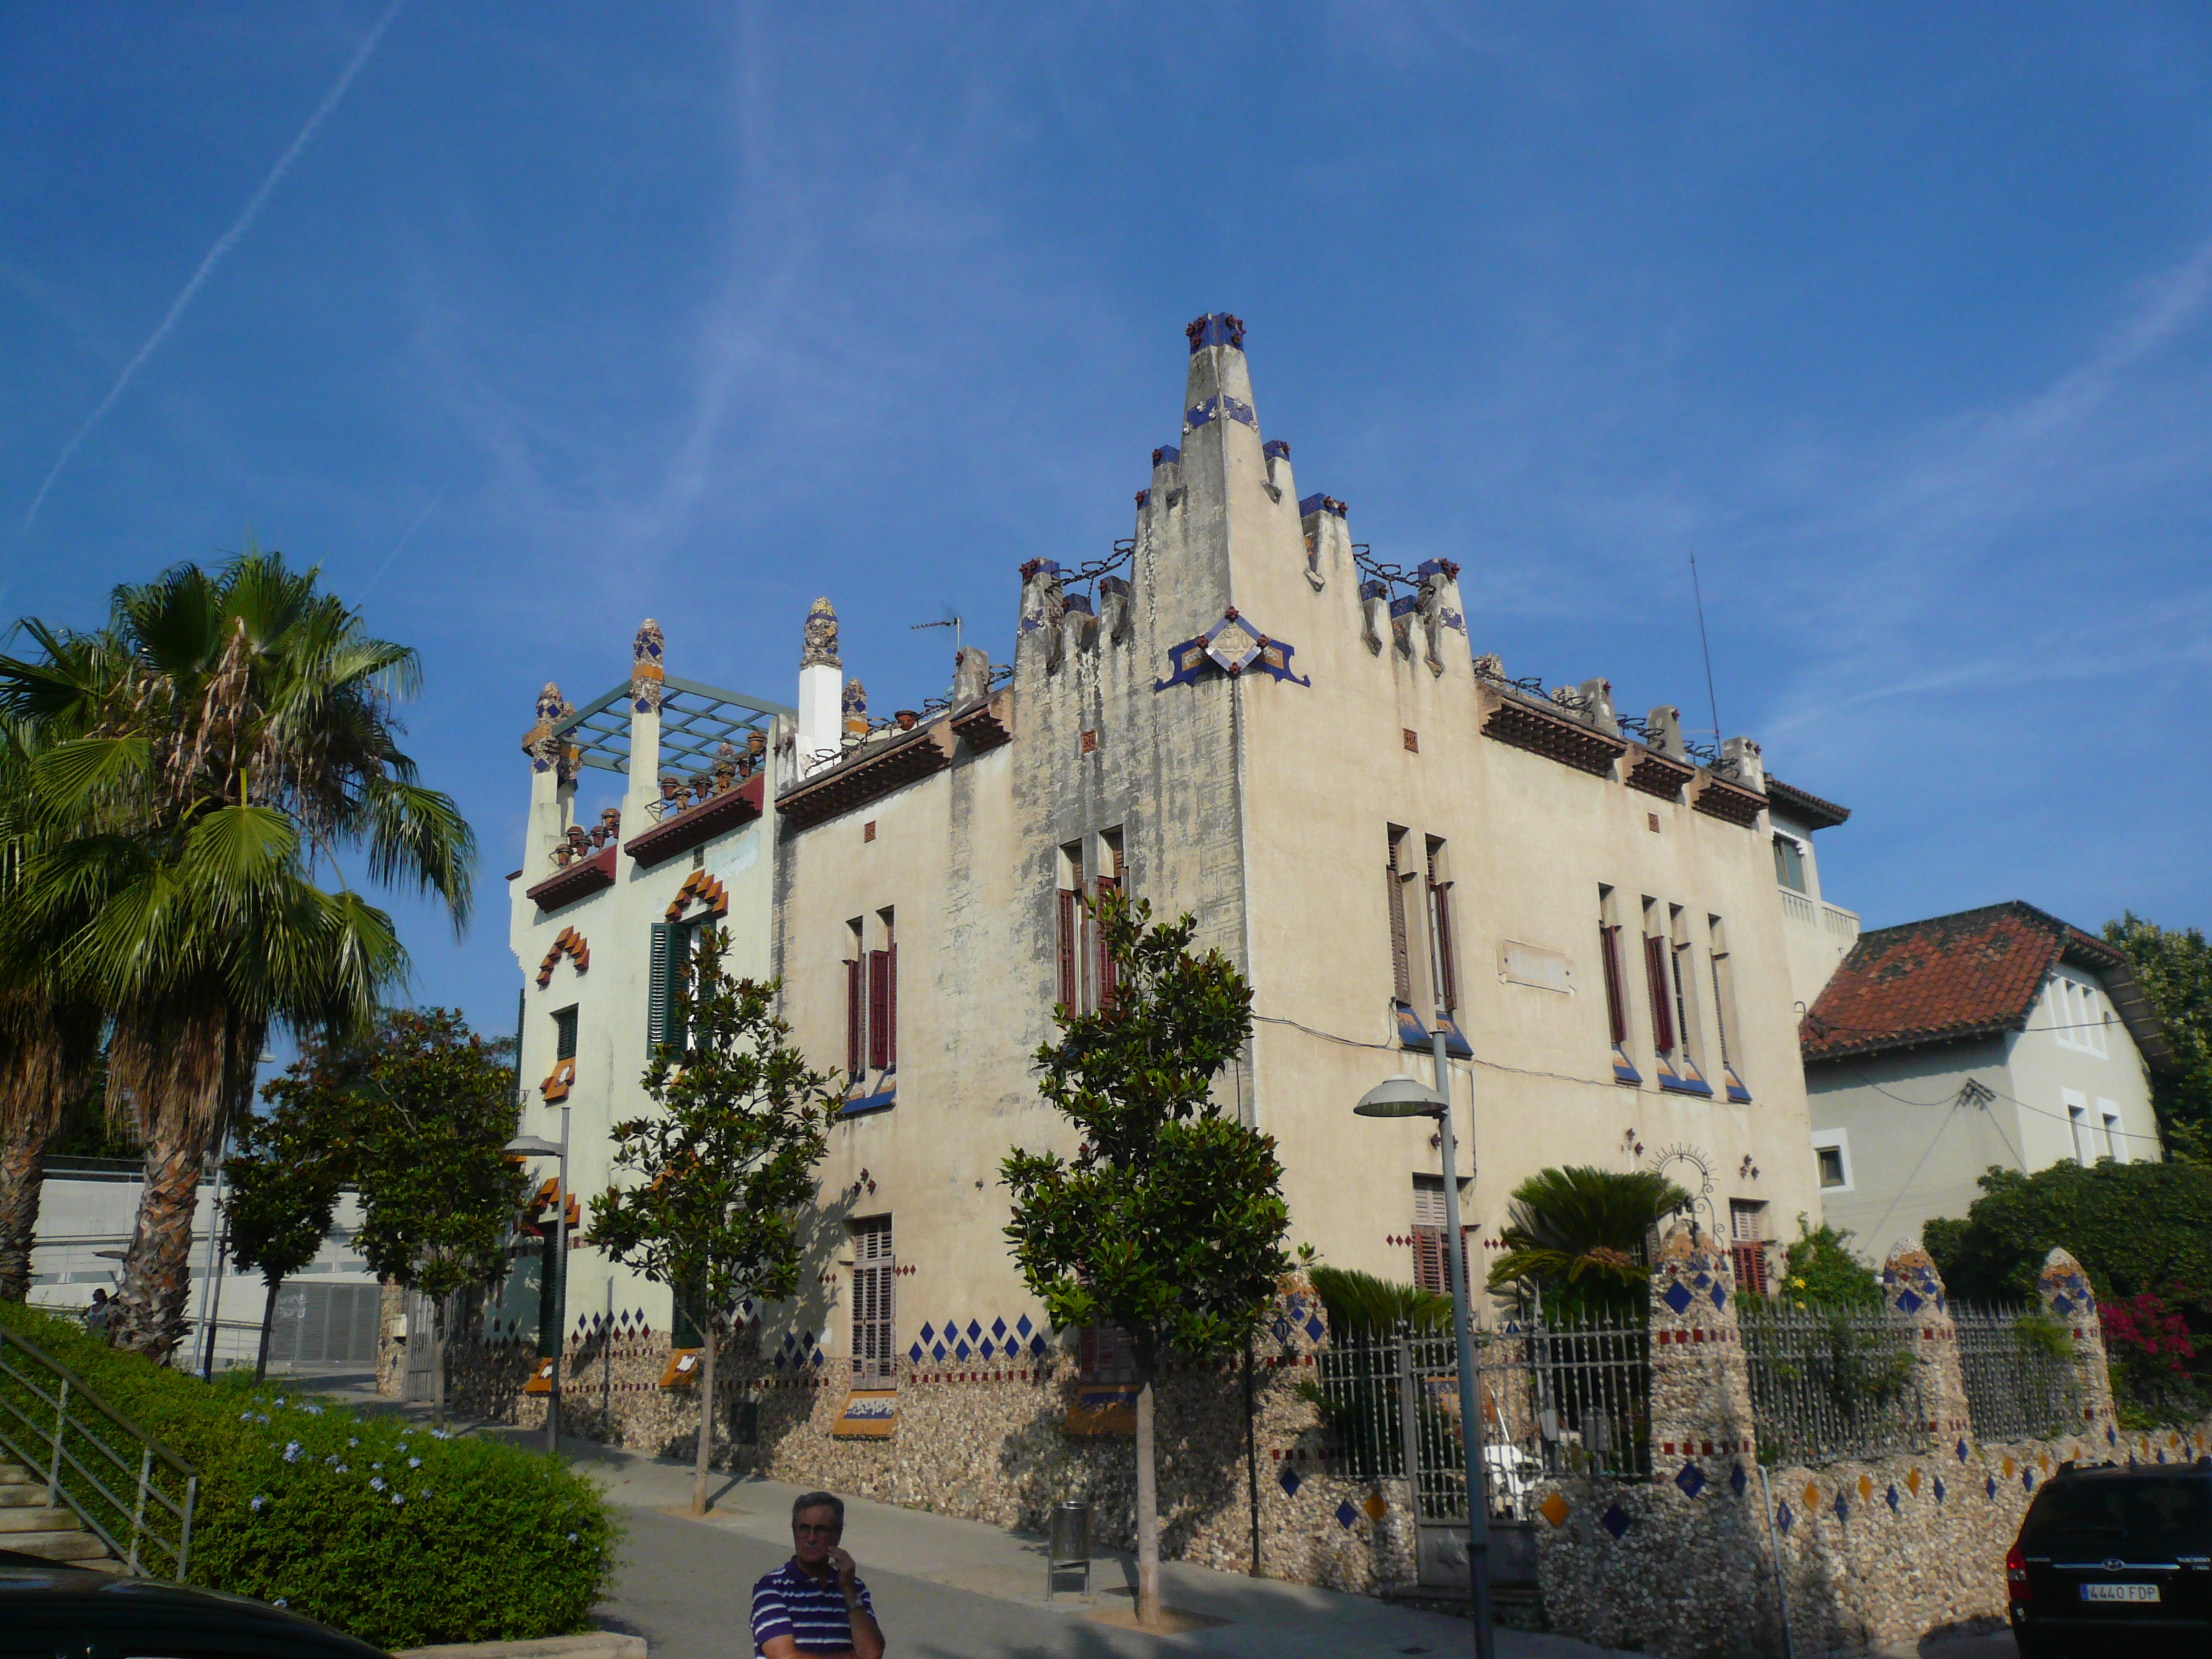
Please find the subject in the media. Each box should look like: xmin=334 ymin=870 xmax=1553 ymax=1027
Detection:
xmin=1689 ymin=551 xmax=1722 ymax=744
xmin=911 ymin=613 xmax=962 ymax=660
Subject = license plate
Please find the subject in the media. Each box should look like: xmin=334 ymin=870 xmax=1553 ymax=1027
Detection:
xmin=2080 ymin=1583 xmax=2159 ymax=1604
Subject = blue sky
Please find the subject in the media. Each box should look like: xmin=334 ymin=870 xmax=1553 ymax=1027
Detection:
xmin=6 ymin=2 xmax=2210 ymax=1040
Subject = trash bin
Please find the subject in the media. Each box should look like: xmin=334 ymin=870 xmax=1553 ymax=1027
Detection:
xmin=1046 ymin=1500 xmax=1091 ymax=1603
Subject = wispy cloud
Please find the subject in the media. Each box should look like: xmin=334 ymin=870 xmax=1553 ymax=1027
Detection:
xmin=21 ymin=0 xmax=408 ymax=530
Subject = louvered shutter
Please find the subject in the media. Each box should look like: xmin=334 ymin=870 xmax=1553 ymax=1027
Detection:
xmin=868 ymin=951 xmax=890 ymax=1070
xmin=1057 ymin=889 xmax=1079 ymax=1010
xmin=850 ymin=1218 xmax=895 ymax=1384
xmin=1092 ymin=878 xmax=1119 ymax=1008
xmin=1600 ymin=925 xmax=1629 ymax=1045
xmin=1709 ymin=957 xmax=1732 ymax=1069
xmin=1387 ymin=851 xmax=1412 ymax=1006
xmin=648 ymin=923 xmax=674 ymax=1052
xmin=1643 ymin=933 xmax=1674 ymax=1055
xmin=846 ymin=958 xmax=863 ymax=1077
xmin=1731 ymin=1243 xmax=1770 ymax=1297
xmin=1413 ymin=1226 xmax=1445 ymax=1293
xmin=884 ymin=944 xmax=897 ymax=1066
xmin=1431 ymin=881 xmax=1458 ymax=1015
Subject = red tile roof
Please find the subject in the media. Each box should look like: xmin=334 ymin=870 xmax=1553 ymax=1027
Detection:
xmin=1802 ymin=900 xmax=2149 ymax=1064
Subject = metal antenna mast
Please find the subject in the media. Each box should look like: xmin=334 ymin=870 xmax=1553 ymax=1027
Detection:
xmin=911 ymin=614 xmax=961 ymax=660
xmin=1689 ymin=551 xmax=1722 ymax=743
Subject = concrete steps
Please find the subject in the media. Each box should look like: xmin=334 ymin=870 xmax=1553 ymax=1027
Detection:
xmin=0 ymin=1459 xmax=117 ymax=1569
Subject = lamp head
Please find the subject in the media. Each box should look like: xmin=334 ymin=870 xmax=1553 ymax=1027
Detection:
xmin=504 ymin=1134 xmax=562 ymax=1156
xmin=1353 ymin=1074 xmax=1447 ymax=1119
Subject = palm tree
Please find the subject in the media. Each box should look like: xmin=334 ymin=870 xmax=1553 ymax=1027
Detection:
xmin=0 ymin=552 xmax=474 ymax=1358
xmin=1484 ymin=1165 xmax=1691 ymax=1315
xmin=0 ymin=718 xmax=104 ymax=1302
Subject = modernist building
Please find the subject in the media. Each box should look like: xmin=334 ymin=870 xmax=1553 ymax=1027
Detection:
xmin=1801 ymin=901 xmax=2171 ymax=1259
xmin=759 ymin=313 xmax=1838 ymax=1390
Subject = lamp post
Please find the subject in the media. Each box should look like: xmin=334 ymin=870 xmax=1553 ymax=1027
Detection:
xmin=1354 ymin=1062 xmax=1496 ymax=1659
xmin=505 ymin=1118 xmax=570 ymax=1457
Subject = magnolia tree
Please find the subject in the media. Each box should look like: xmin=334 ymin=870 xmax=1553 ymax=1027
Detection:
xmin=1002 ymin=892 xmax=1294 ymax=1630
xmin=225 ymin=1068 xmax=346 ymax=1380
xmin=590 ymin=927 xmax=837 ymax=1516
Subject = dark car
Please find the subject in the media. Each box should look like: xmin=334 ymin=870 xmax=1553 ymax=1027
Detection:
xmin=2008 ymin=1459 xmax=2212 ymax=1657
xmin=0 ymin=1551 xmax=391 ymax=1659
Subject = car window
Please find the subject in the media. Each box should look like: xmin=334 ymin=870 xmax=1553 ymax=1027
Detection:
xmin=2027 ymin=1477 xmax=2212 ymax=1535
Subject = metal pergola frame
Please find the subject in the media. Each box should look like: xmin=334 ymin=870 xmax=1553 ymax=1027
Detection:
xmin=551 ymin=674 xmax=796 ymax=778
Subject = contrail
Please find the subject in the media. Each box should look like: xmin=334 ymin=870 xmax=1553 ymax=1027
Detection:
xmin=22 ymin=0 xmax=408 ymax=530
xmin=359 ymin=478 xmax=452 ymax=602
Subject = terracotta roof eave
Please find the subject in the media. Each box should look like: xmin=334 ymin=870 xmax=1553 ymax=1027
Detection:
xmin=1801 ymin=1017 xmax=2025 ymax=1065
xmin=1765 ymin=776 xmax=1851 ymax=831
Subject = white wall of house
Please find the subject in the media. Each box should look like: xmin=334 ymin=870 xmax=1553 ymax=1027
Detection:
xmin=1770 ymin=805 xmax=1858 ymax=1016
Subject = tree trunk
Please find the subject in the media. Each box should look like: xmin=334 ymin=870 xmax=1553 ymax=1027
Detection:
xmin=109 ymin=1138 xmax=207 ymax=1359
xmin=0 ymin=1119 xmax=57 ymax=1304
xmin=431 ymin=1296 xmax=447 ymax=1425
xmin=255 ymin=1277 xmax=282 ymax=1382
xmin=1134 ymin=1356 xmax=1161 ymax=1629
xmin=691 ymin=1321 xmax=716 ymax=1516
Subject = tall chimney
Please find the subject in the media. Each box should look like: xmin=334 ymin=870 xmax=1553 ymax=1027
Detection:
xmin=797 ymin=598 xmax=843 ymax=773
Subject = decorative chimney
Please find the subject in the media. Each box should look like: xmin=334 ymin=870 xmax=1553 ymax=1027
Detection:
xmin=842 ymin=679 xmax=868 ymax=739
xmin=797 ymin=598 xmax=843 ymax=773
xmin=951 ymin=646 xmax=992 ymax=703
xmin=522 ymin=680 xmax=577 ymax=873
xmin=624 ymin=619 xmax=665 ymax=831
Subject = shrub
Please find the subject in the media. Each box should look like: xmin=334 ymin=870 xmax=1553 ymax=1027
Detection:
xmin=0 ymin=1303 xmax=617 ymax=1648
xmin=1776 ymin=1218 xmax=1883 ymax=1308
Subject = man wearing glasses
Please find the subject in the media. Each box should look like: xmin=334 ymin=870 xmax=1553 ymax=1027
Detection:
xmin=752 ymin=1491 xmax=886 ymax=1659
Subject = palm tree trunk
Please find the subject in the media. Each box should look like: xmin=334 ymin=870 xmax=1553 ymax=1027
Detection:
xmin=1134 ymin=1351 xmax=1161 ymax=1629
xmin=109 ymin=1137 xmax=207 ymax=1359
xmin=255 ymin=1277 xmax=282 ymax=1382
xmin=691 ymin=1322 xmax=716 ymax=1516
xmin=0 ymin=1118 xmax=57 ymax=1304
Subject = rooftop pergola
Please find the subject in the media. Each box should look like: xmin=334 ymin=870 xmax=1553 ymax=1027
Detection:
xmin=551 ymin=675 xmax=795 ymax=779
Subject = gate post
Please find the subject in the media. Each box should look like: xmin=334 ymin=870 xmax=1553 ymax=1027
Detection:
xmin=1647 ymin=1220 xmax=1755 ymax=1467
xmin=1881 ymin=1244 xmax=1969 ymax=1447
xmin=2036 ymin=1247 xmax=2116 ymax=1443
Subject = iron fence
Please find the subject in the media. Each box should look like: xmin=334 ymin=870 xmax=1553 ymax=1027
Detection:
xmin=1954 ymin=1302 xmax=2080 ymax=1440
xmin=1739 ymin=1302 xmax=1923 ymax=1465
xmin=1311 ymin=1310 xmax=1652 ymax=1523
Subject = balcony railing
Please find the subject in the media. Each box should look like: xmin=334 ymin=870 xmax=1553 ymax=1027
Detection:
xmin=1822 ymin=902 xmax=1860 ymax=945
xmin=1778 ymin=888 xmax=1817 ymax=925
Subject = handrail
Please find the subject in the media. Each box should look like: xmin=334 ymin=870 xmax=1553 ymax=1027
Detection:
xmin=0 ymin=1325 xmax=197 ymax=1579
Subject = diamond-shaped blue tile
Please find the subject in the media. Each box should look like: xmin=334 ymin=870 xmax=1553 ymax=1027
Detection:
xmin=1692 ymin=1272 xmax=1709 ymax=1289
xmin=967 ymin=1319 xmax=982 ymax=1341
xmin=1278 ymin=1468 xmax=1301 ymax=1498
xmin=1272 ymin=1318 xmax=1291 ymax=1344
xmin=1017 ymin=1313 xmax=1033 ymax=1338
xmin=1985 ymin=1475 xmax=1997 ymax=1499
xmin=2107 ymin=1425 xmax=2118 ymax=1445
xmin=773 ymin=1352 xmax=786 ymax=1370
xmin=811 ymin=1349 xmax=824 ymax=1367
xmin=2157 ymin=1448 xmax=2168 ymax=1464
xmin=1336 ymin=1501 xmax=1357 ymax=1529
xmin=931 ymin=1342 xmax=946 ymax=1362
xmin=909 ymin=1342 xmax=925 ymax=1364
xmin=920 ymin=1323 xmax=935 ymax=1344
xmin=1933 ymin=1478 xmax=1946 ymax=1503
xmin=1663 ymin=1282 xmax=1694 ymax=1316
xmin=1897 ymin=1288 xmax=1922 ymax=1315
xmin=1710 ymin=1282 xmax=1728 ymax=1310
xmin=1776 ymin=1501 xmax=1792 ymax=1534
xmin=979 ymin=1338 xmax=995 ymax=1359
xmin=1834 ymin=1493 xmax=1849 ymax=1522
xmin=1730 ymin=1465 xmax=1747 ymax=1497
xmin=1030 ymin=1334 xmax=1047 ymax=1356
xmin=1956 ymin=1439 xmax=1969 ymax=1463
xmin=1885 ymin=1484 xmax=1899 ymax=1512
xmin=1601 ymin=1505 xmax=1631 ymax=1540
xmin=992 ymin=1316 xmax=1007 ymax=1340
xmin=1676 ymin=1462 xmax=1707 ymax=1499
xmin=781 ymin=1332 xmax=796 ymax=1352
xmin=2023 ymin=1470 xmax=2035 ymax=1491
xmin=1304 ymin=1315 xmax=1326 ymax=1343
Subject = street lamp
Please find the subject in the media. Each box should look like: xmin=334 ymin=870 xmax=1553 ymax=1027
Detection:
xmin=505 ymin=1119 xmax=569 ymax=1457
xmin=1354 ymin=1061 xmax=1497 ymax=1659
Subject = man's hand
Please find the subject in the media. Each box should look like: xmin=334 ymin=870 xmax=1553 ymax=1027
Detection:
xmin=826 ymin=1545 xmax=859 ymax=1596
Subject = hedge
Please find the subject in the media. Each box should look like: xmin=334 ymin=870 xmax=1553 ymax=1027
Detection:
xmin=0 ymin=1303 xmax=618 ymax=1649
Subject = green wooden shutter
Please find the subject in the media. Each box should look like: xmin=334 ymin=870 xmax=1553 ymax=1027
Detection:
xmin=648 ymin=922 xmax=673 ymax=1052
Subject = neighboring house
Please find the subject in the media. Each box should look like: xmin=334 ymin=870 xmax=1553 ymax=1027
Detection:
xmin=29 ymin=1159 xmax=379 ymax=1372
xmin=759 ymin=310 xmax=1836 ymax=1400
xmin=499 ymin=623 xmax=793 ymax=1345
xmin=1767 ymin=778 xmax=1860 ymax=1014
xmin=1800 ymin=901 xmax=2172 ymax=1261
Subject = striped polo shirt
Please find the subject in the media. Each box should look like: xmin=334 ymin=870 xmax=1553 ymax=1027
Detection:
xmin=750 ymin=1558 xmax=874 ymax=1656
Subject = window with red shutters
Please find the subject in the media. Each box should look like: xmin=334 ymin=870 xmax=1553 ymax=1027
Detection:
xmin=1092 ymin=876 xmax=1119 ymax=1009
xmin=1387 ymin=830 xmax=1413 ymax=1005
xmin=1643 ymin=932 xmax=1676 ymax=1057
xmin=845 ymin=956 xmax=863 ymax=1077
xmin=884 ymin=942 xmax=897 ymax=1065
xmin=868 ymin=950 xmax=890 ymax=1070
xmin=1600 ymin=923 xmax=1629 ymax=1045
xmin=1057 ymin=887 xmax=1079 ymax=1011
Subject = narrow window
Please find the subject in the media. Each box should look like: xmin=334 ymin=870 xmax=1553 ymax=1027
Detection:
xmin=849 ymin=1215 xmax=895 ymax=1385
xmin=1817 ymin=1146 xmax=1846 ymax=1188
xmin=1599 ymin=886 xmax=1636 ymax=1084
xmin=1729 ymin=1201 xmax=1771 ymax=1296
xmin=648 ymin=920 xmax=701 ymax=1055
xmin=844 ymin=918 xmax=866 ymax=1078
xmin=870 ymin=908 xmax=896 ymax=1069
xmin=1668 ymin=905 xmax=1703 ymax=1083
xmin=2100 ymin=1105 xmax=2124 ymax=1164
xmin=1093 ymin=830 xmax=1123 ymax=1010
xmin=1426 ymin=837 xmax=1458 ymax=1017
xmin=2068 ymin=1102 xmax=2091 ymax=1166
xmin=1411 ymin=1174 xmax=1470 ymax=1295
xmin=1386 ymin=827 xmax=1413 ymax=1007
xmin=553 ymin=1006 xmax=579 ymax=1062
xmin=1642 ymin=901 xmax=1676 ymax=1066
xmin=1771 ymin=835 xmax=1807 ymax=893
xmin=1056 ymin=842 xmax=1083 ymax=1012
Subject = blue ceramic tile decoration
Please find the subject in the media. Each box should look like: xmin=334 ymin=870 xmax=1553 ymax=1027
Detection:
xmin=1279 ymin=1468 xmax=1301 ymax=1498
xmin=1601 ymin=1506 xmax=1632 ymax=1540
xmin=1676 ymin=1463 xmax=1707 ymax=1499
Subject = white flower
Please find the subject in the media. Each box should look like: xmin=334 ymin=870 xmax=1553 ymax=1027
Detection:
xmin=371 ymin=1462 xmax=382 ymax=1471
xmin=567 ymin=1532 xmax=579 ymax=1544
xmin=336 ymin=1465 xmax=349 ymax=1475
xmin=273 ymin=1599 xmax=288 ymax=1609
xmin=419 ymin=1488 xmax=432 ymax=1499
xmin=273 ymin=1398 xmax=286 ymax=1407
xmin=325 ymin=1455 xmax=339 ymax=1467
xmin=369 ymin=1476 xmax=386 ymax=1492
xmin=346 ymin=1437 xmax=359 ymax=1448
xmin=250 ymin=1496 xmax=267 ymax=1513
xmin=302 ymin=1404 xmax=323 ymax=1416
xmin=408 ymin=1457 xmax=421 ymax=1469
xmin=429 ymin=1429 xmax=451 ymax=1441
xmin=282 ymin=1441 xmax=301 ymax=1464
xmin=239 ymin=1412 xmax=253 ymax=1422
xmin=390 ymin=1493 xmax=405 ymax=1506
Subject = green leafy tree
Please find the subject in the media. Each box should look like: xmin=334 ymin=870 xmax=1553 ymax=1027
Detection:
xmin=1776 ymin=1218 xmax=1883 ymax=1308
xmin=2103 ymin=912 xmax=2212 ymax=1164
xmin=346 ymin=1010 xmax=526 ymax=1420
xmin=1924 ymin=1159 xmax=2212 ymax=1407
xmin=1485 ymin=1165 xmax=1690 ymax=1316
xmin=0 ymin=552 xmax=473 ymax=1358
xmin=589 ymin=929 xmax=838 ymax=1516
xmin=1002 ymin=892 xmax=1293 ymax=1631
xmin=228 ymin=1054 xmax=353 ymax=1380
